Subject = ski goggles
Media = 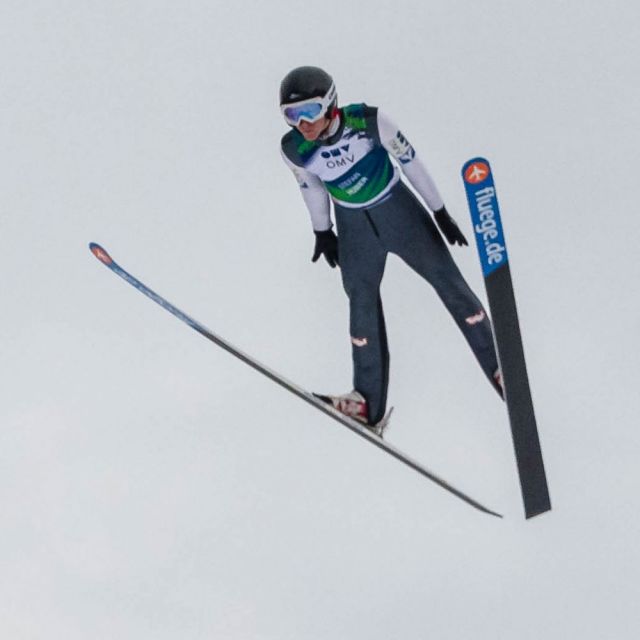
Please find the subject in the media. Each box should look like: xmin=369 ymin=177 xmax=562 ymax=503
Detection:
xmin=280 ymin=84 xmax=337 ymax=126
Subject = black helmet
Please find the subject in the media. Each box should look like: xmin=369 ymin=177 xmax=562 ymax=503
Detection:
xmin=279 ymin=66 xmax=337 ymax=124
xmin=280 ymin=66 xmax=334 ymax=104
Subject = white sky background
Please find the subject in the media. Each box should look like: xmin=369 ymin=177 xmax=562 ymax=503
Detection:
xmin=2 ymin=0 xmax=640 ymax=637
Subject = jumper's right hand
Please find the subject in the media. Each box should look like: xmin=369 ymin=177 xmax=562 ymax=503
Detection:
xmin=311 ymin=228 xmax=339 ymax=268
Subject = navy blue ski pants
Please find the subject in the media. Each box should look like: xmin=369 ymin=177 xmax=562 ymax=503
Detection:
xmin=334 ymin=180 xmax=499 ymax=424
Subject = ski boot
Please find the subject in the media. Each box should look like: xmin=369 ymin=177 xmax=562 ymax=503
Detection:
xmin=314 ymin=390 xmax=391 ymax=437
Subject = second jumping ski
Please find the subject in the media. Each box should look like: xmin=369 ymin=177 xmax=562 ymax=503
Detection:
xmin=462 ymin=158 xmax=551 ymax=519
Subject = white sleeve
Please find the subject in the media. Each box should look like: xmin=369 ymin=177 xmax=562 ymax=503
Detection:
xmin=280 ymin=148 xmax=332 ymax=232
xmin=377 ymin=110 xmax=445 ymax=212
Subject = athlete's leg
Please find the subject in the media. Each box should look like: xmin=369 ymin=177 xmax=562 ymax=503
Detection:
xmin=370 ymin=183 xmax=500 ymax=392
xmin=335 ymin=206 xmax=390 ymax=423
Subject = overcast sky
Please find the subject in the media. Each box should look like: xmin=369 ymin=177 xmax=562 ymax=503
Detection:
xmin=2 ymin=1 xmax=640 ymax=638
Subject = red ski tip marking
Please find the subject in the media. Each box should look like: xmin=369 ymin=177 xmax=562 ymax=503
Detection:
xmin=464 ymin=161 xmax=490 ymax=185
xmin=89 ymin=243 xmax=113 ymax=265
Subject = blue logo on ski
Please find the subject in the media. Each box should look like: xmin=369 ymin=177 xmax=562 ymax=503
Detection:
xmin=462 ymin=158 xmax=508 ymax=277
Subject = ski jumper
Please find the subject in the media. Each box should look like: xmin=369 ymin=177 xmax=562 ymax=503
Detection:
xmin=281 ymin=104 xmax=499 ymax=424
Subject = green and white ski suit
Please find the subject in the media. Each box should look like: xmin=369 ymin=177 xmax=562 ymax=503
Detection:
xmin=281 ymin=104 xmax=499 ymax=423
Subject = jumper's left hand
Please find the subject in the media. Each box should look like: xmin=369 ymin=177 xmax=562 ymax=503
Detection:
xmin=434 ymin=207 xmax=468 ymax=246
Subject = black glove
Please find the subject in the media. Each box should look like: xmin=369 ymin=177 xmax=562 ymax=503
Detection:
xmin=434 ymin=206 xmax=468 ymax=246
xmin=311 ymin=228 xmax=339 ymax=268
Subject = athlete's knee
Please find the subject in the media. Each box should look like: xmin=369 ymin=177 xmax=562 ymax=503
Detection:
xmin=436 ymin=281 xmax=483 ymax=319
xmin=345 ymin=283 xmax=381 ymax=311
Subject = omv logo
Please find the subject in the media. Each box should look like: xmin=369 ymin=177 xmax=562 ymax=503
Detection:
xmin=321 ymin=145 xmax=350 ymax=159
xmin=321 ymin=145 xmax=355 ymax=169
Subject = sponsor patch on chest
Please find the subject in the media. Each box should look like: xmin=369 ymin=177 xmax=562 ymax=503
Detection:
xmin=308 ymin=133 xmax=374 ymax=179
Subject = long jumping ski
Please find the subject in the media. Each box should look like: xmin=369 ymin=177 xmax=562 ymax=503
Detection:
xmin=462 ymin=158 xmax=551 ymax=518
xmin=89 ymin=242 xmax=502 ymax=518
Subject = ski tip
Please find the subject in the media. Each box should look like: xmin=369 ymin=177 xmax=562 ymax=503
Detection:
xmin=461 ymin=157 xmax=492 ymax=185
xmin=89 ymin=243 xmax=113 ymax=265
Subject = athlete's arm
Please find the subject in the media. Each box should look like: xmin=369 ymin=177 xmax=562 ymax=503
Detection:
xmin=280 ymin=149 xmax=332 ymax=232
xmin=376 ymin=110 xmax=467 ymax=245
xmin=376 ymin=110 xmax=445 ymax=212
